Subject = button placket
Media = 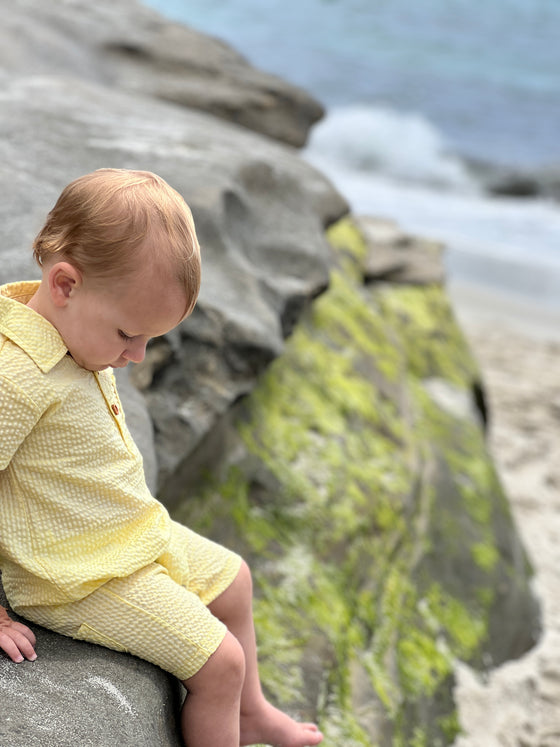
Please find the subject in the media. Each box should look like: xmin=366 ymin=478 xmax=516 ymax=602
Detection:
xmin=94 ymin=371 xmax=123 ymax=425
xmin=92 ymin=372 xmax=139 ymax=459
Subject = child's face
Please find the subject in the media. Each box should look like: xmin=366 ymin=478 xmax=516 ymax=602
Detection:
xmin=58 ymin=267 xmax=187 ymax=372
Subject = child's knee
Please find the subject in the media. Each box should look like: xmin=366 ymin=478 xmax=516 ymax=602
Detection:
xmin=184 ymin=631 xmax=245 ymax=695
xmin=218 ymin=631 xmax=246 ymax=687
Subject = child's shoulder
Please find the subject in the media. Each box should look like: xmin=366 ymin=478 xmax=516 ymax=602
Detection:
xmin=0 ymin=338 xmax=49 ymax=408
xmin=0 ymin=335 xmax=79 ymax=409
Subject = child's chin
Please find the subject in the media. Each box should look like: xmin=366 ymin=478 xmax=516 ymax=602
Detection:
xmin=83 ymin=361 xmax=111 ymax=372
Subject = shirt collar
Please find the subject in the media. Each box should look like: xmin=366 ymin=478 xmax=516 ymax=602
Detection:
xmin=0 ymin=281 xmax=69 ymax=373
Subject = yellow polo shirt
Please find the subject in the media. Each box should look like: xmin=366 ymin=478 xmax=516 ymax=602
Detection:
xmin=0 ymin=281 xmax=171 ymax=608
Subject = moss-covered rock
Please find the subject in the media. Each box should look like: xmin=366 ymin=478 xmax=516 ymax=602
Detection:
xmin=169 ymin=217 xmax=539 ymax=746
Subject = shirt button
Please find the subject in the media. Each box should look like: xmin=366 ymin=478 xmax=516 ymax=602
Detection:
xmin=111 ymin=404 xmax=119 ymax=415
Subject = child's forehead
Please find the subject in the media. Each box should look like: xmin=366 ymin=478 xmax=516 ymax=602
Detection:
xmin=91 ymin=254 xmax=173 ymax=293
xmin=97 ymin=270 xmax=187 ymax=336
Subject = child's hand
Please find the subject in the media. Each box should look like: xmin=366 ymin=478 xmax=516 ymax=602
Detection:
xmin=0 ymin=606 xmax=37 ymax=663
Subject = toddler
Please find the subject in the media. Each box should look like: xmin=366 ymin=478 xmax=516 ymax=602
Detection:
xmin=0 ymin=169 xmax=323 ymax=747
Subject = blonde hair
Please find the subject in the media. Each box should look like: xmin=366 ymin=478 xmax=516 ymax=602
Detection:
xmin=33 ymin=168 xmax=201 ymax=315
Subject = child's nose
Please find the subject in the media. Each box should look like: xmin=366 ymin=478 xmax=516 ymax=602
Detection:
xmin=124 ymin=339 xmax=147 ymax=363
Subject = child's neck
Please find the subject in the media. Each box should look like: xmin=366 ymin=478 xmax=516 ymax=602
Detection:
xmin=27 ymin=281 xmax=55 ymax=328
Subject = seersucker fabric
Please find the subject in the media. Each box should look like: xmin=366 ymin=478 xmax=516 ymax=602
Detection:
xmin=0 ymin=281 xmax=173 ymax=606
xmin=0 ymin=280 xmax=242 ymax=678
xmin=20 ymin=520 xmax=241 ymax=680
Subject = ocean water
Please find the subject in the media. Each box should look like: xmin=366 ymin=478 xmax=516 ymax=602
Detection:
xmin=144 ymin=0 xmax=560 ymax=312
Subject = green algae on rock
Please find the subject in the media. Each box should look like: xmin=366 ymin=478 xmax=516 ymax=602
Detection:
xmin=171 ymin=217 xmax=539 ymax=746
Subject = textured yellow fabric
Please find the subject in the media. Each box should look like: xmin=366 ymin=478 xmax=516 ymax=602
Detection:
xmin=0 ymin=279 xmax=243 ymax=676
xmin=0 ymin=282 xmax=239 ymax=622
xmin=17 ymin=522 xmax=242 ymax=680
xmin=0 ymin=281 xmax=172 ymax=607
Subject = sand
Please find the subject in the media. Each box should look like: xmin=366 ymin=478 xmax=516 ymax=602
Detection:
xmin=448 ymin=283 xmax=560 ymax=747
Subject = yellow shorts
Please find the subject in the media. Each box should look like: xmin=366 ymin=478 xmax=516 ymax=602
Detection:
xmin=18 ymin=521 xmax=242 ymax=680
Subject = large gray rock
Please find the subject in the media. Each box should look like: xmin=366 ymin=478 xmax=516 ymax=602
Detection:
xmin=0 ymin=0 xmax=324 ymax=146
xmin=0 ymin=582 xmax=183 ymax=747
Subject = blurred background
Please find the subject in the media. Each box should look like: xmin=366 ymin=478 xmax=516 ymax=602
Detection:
xmin=146 ymin=0 xmax=560 ymax=336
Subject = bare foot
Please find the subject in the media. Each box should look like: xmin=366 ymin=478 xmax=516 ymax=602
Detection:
xmin=240 ymin=699 xmax=323 ymax=747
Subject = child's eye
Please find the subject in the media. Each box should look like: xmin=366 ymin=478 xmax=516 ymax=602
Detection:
xmin=118 ymin=330 xmax=133 ymax=343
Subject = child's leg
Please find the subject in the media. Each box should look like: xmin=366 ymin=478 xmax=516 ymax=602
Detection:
xmin=17 ymin=564 xmax=249 ymax=747
xmin=180 ymin=630 xmax=245 ymax=746
xmin=207 ymin=560 xmax=323 ymax=747
xmin=161 ymin=522 xmax=321 ymax=745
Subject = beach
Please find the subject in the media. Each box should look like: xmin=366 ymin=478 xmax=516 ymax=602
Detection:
xmin=450 ymin=288 xmax=560 ymax=747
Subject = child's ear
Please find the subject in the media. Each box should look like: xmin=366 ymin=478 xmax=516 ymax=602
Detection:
xmin=48 ymin=262 xmax=83 ymax=307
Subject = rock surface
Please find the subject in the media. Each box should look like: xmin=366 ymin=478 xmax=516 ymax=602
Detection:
xmin=356 ymin=215 xmax=446 ymax=285
xmin=0 ymin=0 xmax=324 ymax=147
xmin=465 ymin=157 xmax=560 ymax=202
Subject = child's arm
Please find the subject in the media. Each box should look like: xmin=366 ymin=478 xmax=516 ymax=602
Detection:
xmin=0 ymin=377 xmax=41 ymax=664
xmin=0 ymin=605 xmax=37 ymax=662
